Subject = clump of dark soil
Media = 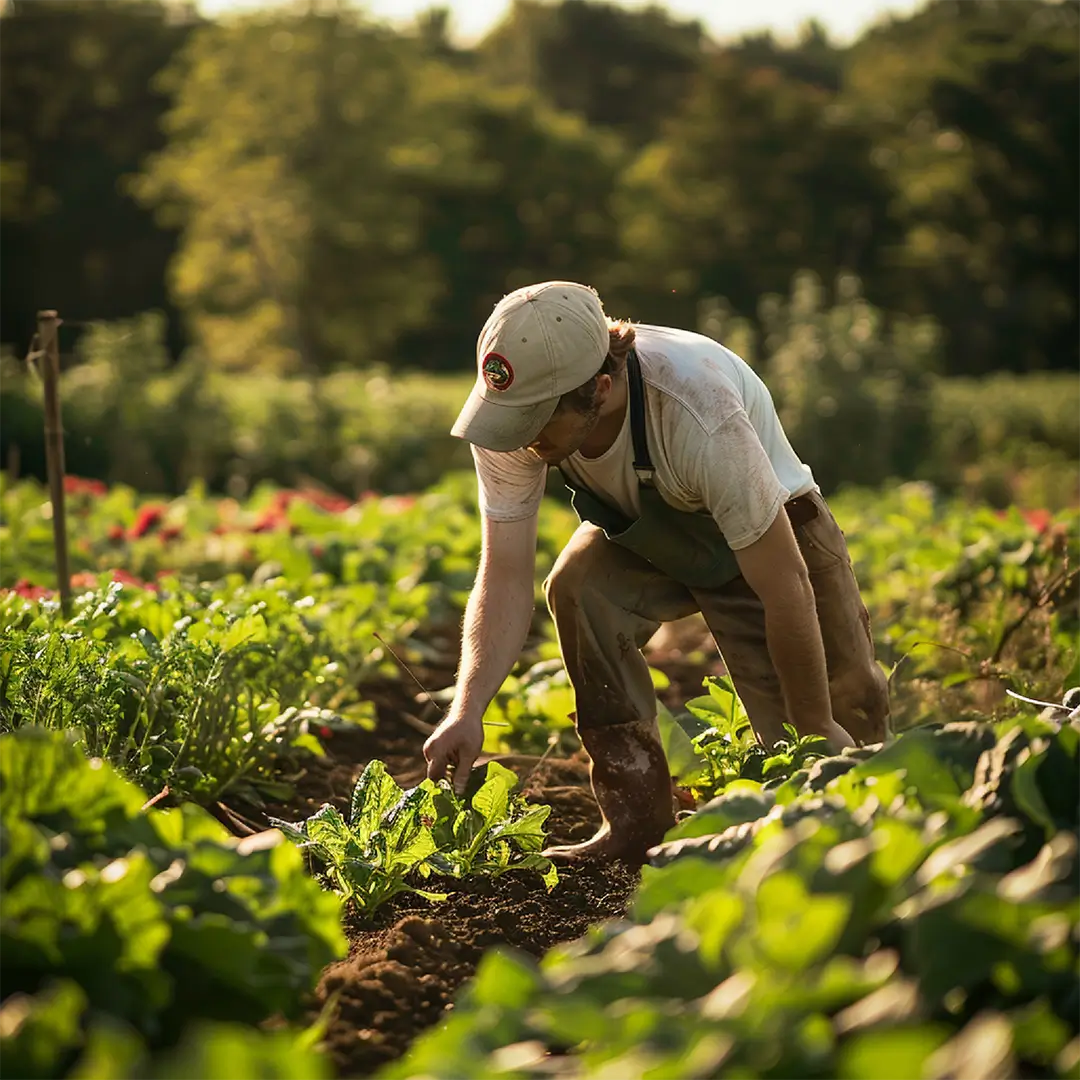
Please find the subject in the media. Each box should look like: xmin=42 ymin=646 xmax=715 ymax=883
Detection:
xmin=316 ymin=856 xmax=638 ymax=1077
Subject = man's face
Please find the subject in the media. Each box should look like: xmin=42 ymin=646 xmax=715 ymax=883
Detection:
xmin=526 ymin=395 xmax=602 ymax=465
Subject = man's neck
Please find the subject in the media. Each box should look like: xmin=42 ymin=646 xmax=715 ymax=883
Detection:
xmin=578 ymin=368 xmax=628 ymax=459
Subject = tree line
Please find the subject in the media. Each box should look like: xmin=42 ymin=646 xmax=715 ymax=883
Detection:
xmin=1 ymin=0 xmax=1076 ymax=377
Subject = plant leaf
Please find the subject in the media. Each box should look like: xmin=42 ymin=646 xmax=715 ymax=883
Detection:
xmin=471 ymin=761 xmax=518 ymax=826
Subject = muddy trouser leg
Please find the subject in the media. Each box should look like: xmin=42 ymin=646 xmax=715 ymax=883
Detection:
xmin=542 ymin=523 xmax=699 ymax=862
xmin=543 ymin=522 xmax=700 ymax=731
xmin=693 ymin=491 xmax=891 ymax=748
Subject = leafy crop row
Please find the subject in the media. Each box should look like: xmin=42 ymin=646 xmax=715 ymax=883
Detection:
xmin=0 ymin=472 xmax=577 ymax=799
xmin=387 ymin=711 xmax=1080 ymax=1079
xmin=3 ymin=474 xmax=1076 ymax=768
xmin=660 ymin=674 xmax=832 ymax=800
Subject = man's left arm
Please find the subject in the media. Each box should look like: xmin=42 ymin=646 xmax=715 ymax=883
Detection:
xmin=732 ymin=512 xmax=854 ymax=750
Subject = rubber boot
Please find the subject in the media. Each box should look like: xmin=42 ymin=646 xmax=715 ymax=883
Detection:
xmin=542 ymin=718 xmax=676 ymax=865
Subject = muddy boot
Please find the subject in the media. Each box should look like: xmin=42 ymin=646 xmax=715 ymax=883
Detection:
xmin=542 ymin=718 xmax=676 ymax=866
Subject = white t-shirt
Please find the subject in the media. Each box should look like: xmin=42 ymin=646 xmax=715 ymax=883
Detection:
xmin=471 ymin=324 xmax=816 ymax=550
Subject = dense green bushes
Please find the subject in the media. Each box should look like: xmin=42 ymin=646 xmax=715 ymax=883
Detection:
xmin=0 ymin=313 xmax=474 ymax=498
xmin=3 ymin=284 xmax=1076 ymax=506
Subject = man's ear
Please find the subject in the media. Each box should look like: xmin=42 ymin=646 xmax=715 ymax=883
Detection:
xmin=594 ymin=373 xmax=614 ymax=403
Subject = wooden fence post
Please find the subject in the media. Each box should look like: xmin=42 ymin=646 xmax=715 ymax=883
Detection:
xmin=37 ymin=310 xmax=71 ymax=617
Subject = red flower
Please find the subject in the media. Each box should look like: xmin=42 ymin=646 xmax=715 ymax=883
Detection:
xmin=64 ymin=476 xmax=108 ymax=498
xmin=319 ymin=725 xmax=334 ymax=740
xmin=1022 ymin=508 xmax=1052 ymax=534
xmin=303 ymin=490 xmax=351 ymax=513
xmin=159 ymin=525 xmax=183 ymax=543
xmin=311 ymin=544 xmax=325 ymax=559
xmin=266 ymin=488 xmax=351 ymax=518
xmin=70 ymin=572 xmax=99 ymax=589
xmin=673 ymin=786 xmax=697 ymax=811
xmin=107 ymin=524 xmax=125 ymax=543
xmin=5 ymin=579 xmax=55 ymax=601
xmin=129 ymin=505 xmax=165 ymax=539
xmin=109 ymin=569 xmax=157 ymax=591
xmin=250 ymin=509 xmax=286 ymax=533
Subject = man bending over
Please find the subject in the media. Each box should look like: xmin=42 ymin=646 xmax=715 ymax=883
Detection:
xmin=423 ymin=281 xmax=890 ymax=864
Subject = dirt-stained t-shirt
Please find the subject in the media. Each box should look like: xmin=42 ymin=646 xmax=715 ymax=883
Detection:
xmin=470 ymin=324 xmax=816 ymax=551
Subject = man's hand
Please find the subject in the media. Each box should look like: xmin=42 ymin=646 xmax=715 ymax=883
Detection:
xmin=423 ymin=714 xmax=485 ymax=795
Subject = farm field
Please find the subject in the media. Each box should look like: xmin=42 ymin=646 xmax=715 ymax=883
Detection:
xmin=1 ymin=471 xmax=1077 ymax=1080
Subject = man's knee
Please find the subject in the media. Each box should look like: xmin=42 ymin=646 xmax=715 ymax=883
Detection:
xmin=543 ymin=527 xmax=609 ymax=610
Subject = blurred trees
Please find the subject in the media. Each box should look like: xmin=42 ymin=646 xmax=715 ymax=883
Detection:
xmin=0 ymin=0 xmax=1076 ymax=376
xmin=0 ymin=0 xmax=194 ymax=353
xmin=845 ymin=0 xmax=1079 ymax=374
xmin=612 ymin=42 xmax=896 ymax=330
xmin=132 ymin=8 xmax=467 ymax=373
xmin=476 ymin=0 xmax=705 ymax=147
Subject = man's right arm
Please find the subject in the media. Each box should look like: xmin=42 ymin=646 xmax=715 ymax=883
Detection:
xmin=423 ymin=511 xmax=539 ymax=792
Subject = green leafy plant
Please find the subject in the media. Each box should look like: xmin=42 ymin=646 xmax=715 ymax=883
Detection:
xmin=271 ymin=760 xmax=557 ymax=916
xmin=0 ymin=727 xmax=346 ymax=1078
xmin=660 ymin=675 xmax=831 ymax=799
xmin=0 ymin=597 xmax=327 ymax=804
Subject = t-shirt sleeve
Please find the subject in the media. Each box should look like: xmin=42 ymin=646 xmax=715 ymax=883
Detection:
xmin=472 ymin=444 xmax=547 ymax=522
xmin=688 ymin=409 xmax=790 ymax=550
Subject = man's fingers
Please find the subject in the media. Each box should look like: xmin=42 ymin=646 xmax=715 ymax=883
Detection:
xmin=452 ymin=749 xmax=480 ymax=795
xmin=453 ymin=763 xmax=469 ymax=796
xmin=426 ymin=745 xmax=452 ymax=782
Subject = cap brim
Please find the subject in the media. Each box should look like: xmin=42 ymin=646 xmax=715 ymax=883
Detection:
xmin=450 ymin=383 xmax=560 ymax=452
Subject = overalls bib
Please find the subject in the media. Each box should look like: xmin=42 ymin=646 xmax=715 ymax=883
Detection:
xmin=560 ymin=350 xmax=743 ymax=590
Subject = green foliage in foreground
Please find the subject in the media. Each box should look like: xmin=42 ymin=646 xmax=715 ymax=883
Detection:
xmin=2 ymin=990 xmax=333 ymax=1080
xmin=384 ymin=713 xmax=1080 ymax=1080
xmin=0 ymin=727 xmax=346 ymax=1079
xmin=272 ymin=760 xmax=557 ymax=918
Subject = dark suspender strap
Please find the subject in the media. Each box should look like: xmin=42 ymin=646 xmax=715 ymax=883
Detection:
xmin=625 ymin=349 xmax=654 ymax=485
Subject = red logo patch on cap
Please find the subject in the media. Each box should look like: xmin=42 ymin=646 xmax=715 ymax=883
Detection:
xmin=482 ymin=352 xmax=515 ymax=392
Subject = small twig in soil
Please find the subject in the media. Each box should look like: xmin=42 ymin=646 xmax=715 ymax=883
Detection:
xmin=141 ymin=785 xmax=171 ymax=811
xmin=209 ymin=801 xmax=259 ymax=837
xmin=398 ymin=711 xmax=436 ymax=736
xmin=520 ymin=733 xmax=561 ymax=794
xmin=372 ymin=633 xmax=510 ymax=728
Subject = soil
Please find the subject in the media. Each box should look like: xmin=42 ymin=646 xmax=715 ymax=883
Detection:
xmin=241 ymin=639 xmax=713 ymax=1079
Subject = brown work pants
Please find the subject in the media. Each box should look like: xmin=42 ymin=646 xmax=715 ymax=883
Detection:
xmin=543 ymin=491 xmax=890 ymax=748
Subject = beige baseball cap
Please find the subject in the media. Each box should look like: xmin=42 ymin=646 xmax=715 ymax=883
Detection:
xmin=451 ymin=281 xmax=610 ymax=452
